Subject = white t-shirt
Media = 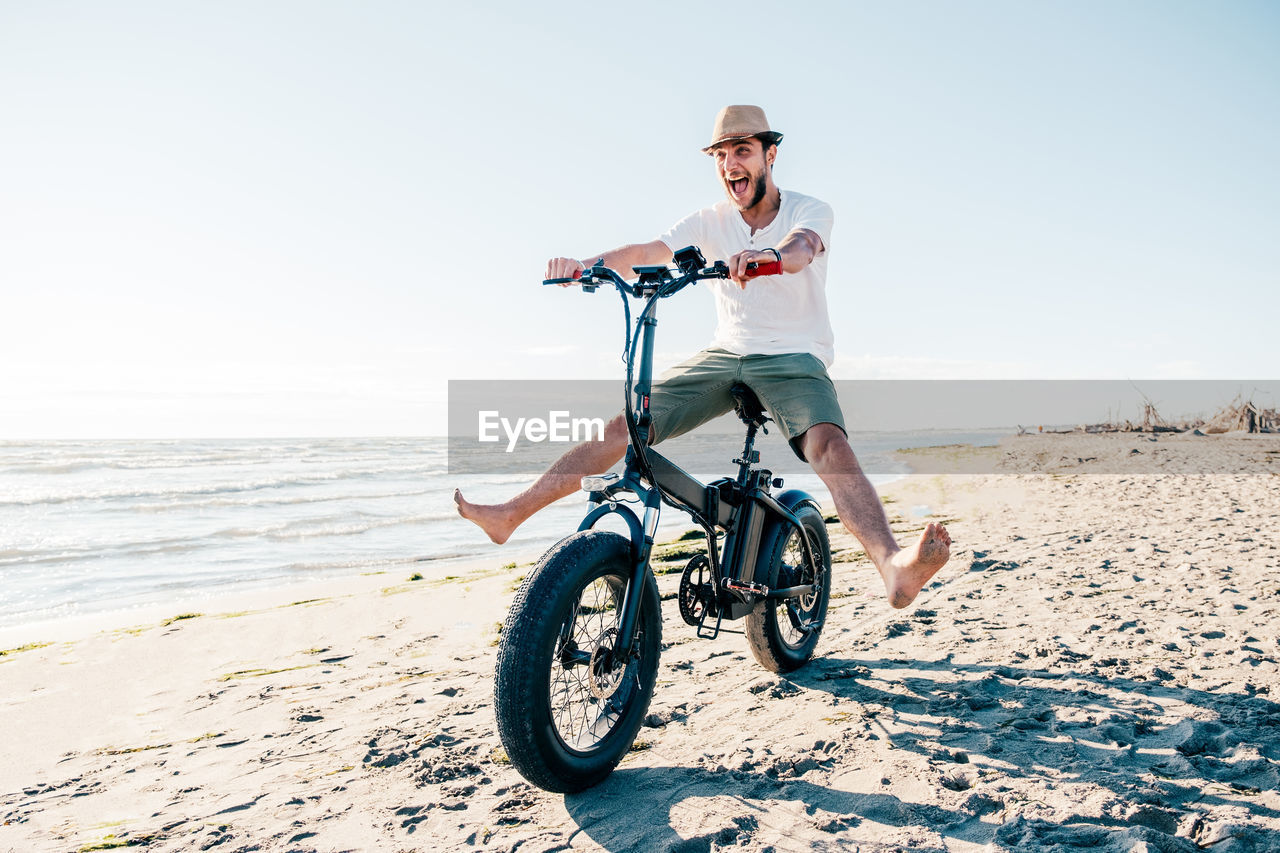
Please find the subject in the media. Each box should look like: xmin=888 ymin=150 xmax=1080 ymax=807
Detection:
xmin=658 ymin=190 xmax=836 ymax=367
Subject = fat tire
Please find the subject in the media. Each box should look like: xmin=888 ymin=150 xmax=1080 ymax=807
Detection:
xmin=745 ymin=504 xmax=831 ymax=672
xmin=493 ymin=530 xmax=661 ymax=793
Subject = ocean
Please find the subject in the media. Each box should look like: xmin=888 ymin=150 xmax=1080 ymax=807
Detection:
xmin=0 ymin=430 xmax=1004 ymax=631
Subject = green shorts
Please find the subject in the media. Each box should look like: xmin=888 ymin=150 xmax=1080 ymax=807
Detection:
xmin=648 ymin=348 xmax=846 ymax=461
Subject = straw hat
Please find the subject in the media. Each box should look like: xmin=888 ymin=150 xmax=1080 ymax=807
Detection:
xmin=701 ymin=105 xmax=784 ymax=154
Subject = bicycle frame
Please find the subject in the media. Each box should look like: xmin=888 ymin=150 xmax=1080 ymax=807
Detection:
xmin=556 ymin=248 xmax=824 ymax=662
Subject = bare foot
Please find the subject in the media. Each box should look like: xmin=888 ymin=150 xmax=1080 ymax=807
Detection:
xmin=453 ymin=489 xmax=519 ymax=546
xmin=883 ymin=522 xmax=952 ymax=609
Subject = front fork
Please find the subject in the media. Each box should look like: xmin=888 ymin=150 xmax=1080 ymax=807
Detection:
xmin=577 ymin=490 xmax=660 ymax=664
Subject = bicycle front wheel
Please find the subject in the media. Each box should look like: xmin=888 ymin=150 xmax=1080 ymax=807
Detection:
xmin=493 ymin=530 xmax=661 ymax=792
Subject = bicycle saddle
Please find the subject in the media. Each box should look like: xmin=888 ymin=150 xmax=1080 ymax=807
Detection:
xmin=730 ymin=383 xmax=771 ymax=429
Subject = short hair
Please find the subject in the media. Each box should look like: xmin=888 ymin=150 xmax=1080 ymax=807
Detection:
xmin=757 ymin=134 xmax=779 ymax=167
xmin=756 ymin=133 xmax=782 ymax=150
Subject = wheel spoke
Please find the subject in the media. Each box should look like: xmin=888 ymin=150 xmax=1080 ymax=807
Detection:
xmin=775 ymin=527 xmax=823 ymax=648
xmin=547 ymin=572 xmax=640 ymax=752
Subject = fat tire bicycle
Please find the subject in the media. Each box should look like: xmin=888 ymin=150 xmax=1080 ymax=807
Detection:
xmin=493 ymin=246 xmax=833 ymax=792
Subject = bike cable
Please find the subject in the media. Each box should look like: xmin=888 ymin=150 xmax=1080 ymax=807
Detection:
xmin=622 ymin=286 xmax=660 ymax=486
xmin=614 ymin=281 xmax=632 ymax=369
xmin=622 ymin=275 xmax=686 ymax=488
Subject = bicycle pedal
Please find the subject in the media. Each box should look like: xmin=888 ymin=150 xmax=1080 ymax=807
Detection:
xmin=722 ymin=578 xmax=770 ymax=597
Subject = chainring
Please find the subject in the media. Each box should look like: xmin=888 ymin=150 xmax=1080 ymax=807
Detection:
xmin=678 ymin=554 xmax=713 ymax=626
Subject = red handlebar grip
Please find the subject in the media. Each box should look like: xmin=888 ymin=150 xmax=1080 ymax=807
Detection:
xmin=744 ymin=260 xmax=782 ymax=278
xmin=542 ymin=268 xmax=585 ymax=286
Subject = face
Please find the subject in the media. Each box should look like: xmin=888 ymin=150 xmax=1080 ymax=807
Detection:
xmin=710 ymin=137 xmax=775 ymax=210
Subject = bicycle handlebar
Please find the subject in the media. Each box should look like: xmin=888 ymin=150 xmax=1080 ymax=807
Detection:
xmin=541 ymin=254 xmax=780 ymax=289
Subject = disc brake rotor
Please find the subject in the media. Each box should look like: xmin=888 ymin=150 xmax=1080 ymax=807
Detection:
xmin=588 ymin=633 xmax=624 ymax=701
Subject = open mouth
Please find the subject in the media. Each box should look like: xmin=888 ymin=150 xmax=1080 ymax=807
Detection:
xmin=729 ymin=177 xmax=749 ymax=197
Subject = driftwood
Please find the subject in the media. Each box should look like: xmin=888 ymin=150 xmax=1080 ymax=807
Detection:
xmin=1028 ymin=393 xmax=1278 ymax=436
xmin=1203 ymin=397 xmax=1276 ymax=434
xmin=1068 ymin=392 xmax=1185 ymax=434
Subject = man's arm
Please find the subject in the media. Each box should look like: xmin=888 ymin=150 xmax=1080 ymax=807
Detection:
xmin=545 ymin=241 xmax=674 ymax=284
xmin=726 ymin=228 xmax=824 ymax=288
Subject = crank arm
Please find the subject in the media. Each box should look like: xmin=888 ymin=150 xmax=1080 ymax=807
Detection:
xmin=767 ymin=583 xmax=817 ymax=600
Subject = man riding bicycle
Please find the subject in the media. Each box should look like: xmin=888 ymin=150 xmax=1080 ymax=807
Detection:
xmin=456 ymin=105 xmax=950 ymax=609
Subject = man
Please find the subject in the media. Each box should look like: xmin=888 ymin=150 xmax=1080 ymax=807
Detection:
xmin=456 ymin=105 xmax=950 ymax=609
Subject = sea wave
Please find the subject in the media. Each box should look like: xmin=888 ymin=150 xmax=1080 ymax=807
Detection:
xmin=0 ymin=463 xmax=454 ymax=507
xmin=124 ymin=487 xmax=437 ymax=513
xmin=0 ymin=510 xmax=463 ymax=567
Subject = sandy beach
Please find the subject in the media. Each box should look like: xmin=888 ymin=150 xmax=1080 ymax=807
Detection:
xmin=2 ymin=432 xmax=1277 ymax=852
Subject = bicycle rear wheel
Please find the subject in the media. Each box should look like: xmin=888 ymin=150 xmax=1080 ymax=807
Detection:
xmin=493 ymin=530 xmax=661 ymax=792
xmin=745 ymin=504 xmax=831 ymax=672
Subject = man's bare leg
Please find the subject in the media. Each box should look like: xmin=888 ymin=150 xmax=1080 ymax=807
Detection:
xmin=800 ymin=424 xmax=951 ymax=608
xmin=454 ymin=414 xmax=629 ymax=545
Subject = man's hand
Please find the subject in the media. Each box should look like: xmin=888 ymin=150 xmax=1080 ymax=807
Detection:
xmin=727 ymin=249 xmax=780 ymax=289
xmin=726 ymin=229 xmax=824 ymax=288
xmin=545 ymin=257 xmax=585 ymax=287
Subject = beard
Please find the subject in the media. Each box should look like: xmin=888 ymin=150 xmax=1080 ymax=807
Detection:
xmin=746 ymin=169 xmax=768 ymax=208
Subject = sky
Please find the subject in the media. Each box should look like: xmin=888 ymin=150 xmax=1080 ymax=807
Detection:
xmin=1 ymin=0 xmax=1277 ymax=438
